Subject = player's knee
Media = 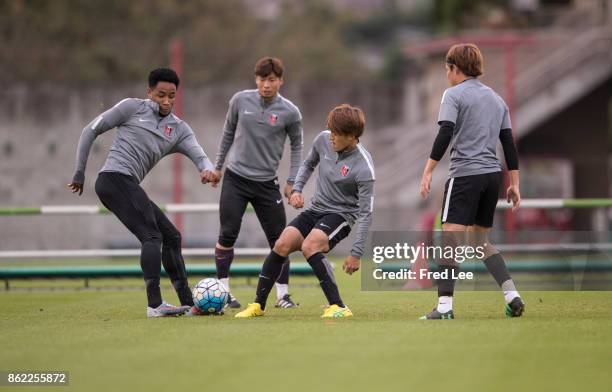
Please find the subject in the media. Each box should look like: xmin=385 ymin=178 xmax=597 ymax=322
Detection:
xmin=266 ymin=236 xmax=279 ymax=249
xmin=301 ymin=239 xmax=324 ymax=258
xmin=140 ymin=230 xmax=162 ymax=245
xmin=217 ymin=235 xmax=236 ymax=249
xmin=163 ymin=230 xmax=181 ymax=247
xmin=219 ymin=220 xmax=240 ymax=248
xmin=273 ymin=239 xmax=293 ymax=257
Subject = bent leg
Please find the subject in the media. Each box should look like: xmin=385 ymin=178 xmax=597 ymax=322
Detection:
xmin=95 ymin=173 xmax=163 ymax=308
xmin=252 ymin=186 xmax=291 ymax=295
xmin=471 ymin=225 xmax=520 ymax=304
xmin=254 ymin=227 xmax=303 ymax=309
xmin=216 ymin=173 xmax=250 ymax=292
xmin=152 ymin=202 xmax=193 ymax=306
xmin=302 ymin=229 xmax=345 ymax=307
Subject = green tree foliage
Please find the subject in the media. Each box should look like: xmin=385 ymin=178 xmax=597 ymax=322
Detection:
xmin=259 ymin=1 xmax=362 ymax=83
xmin=431 ymin=0 xmax=508 ymax=33
xmin=0 ymin=0 xmax=366 ymax=85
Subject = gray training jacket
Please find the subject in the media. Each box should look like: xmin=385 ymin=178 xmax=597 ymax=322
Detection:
xmin=214 ymin=90 xmax=303 ymax=183
xmin=293 ymin=131 xmax=375 ymax=258
xmin=72 ymin=98 xmax=214 ymax=184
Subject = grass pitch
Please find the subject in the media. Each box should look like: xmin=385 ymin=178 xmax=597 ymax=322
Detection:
xmin=1 ymin=267 xmax=611 ymax=392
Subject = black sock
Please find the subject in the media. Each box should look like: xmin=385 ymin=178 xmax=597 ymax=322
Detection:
xmin=436 ymin=264 xmax=458 ymax=297
xmin=162 ymin=235 xmax=193 ymax=306
xmin=484 ymin=253 xmax=512 ymax=286
xmin=170 ymin=281 xmax=193 ymax=306
xmin=145 ymin=279 xmax=162 ymax=308
xmin=276 ymin=257 xmax=290 ymax=285
xmin=255 ymin=251 xmax=286 ymax=309
xmin=306 ymin=253 xmax=344 ymax=307
xmin=215 ymin=247 xmax=234 ymax=279
xmin=141 ymin=239 xmax=163 ymax=308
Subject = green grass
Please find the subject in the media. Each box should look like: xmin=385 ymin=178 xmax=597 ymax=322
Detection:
xmin=1 ymin=271 xmax=612 ymax=392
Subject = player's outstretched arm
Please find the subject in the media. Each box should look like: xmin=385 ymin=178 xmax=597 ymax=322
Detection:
xmin=68 ymin=98 xmax=138 ymax=196
xmin=174 ymin=123 xmax=217 ymax=187
xmin=291 ymin=132 xmax=322 ymax=203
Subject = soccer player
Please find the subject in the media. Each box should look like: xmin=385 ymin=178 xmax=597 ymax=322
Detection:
xmin=213 ymin=57 xmax=303 ymax=309
xmin=68 ymin=68 xmax=219 ymax=318
xmin=235 ymin=104 xmax=375 ymax=318
xmin=419 ymin=43 xmax=525 ymax=319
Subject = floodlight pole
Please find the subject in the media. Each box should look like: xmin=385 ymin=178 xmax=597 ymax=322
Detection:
xmin=170 ymin=39 xmax=184 ymax=233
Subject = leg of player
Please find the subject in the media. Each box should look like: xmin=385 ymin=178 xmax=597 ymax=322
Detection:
xmin=301 ymin=229 xmax=352 ymax=318
xmin=252 ymin=183 xmax=298 ymax=308
xmin=470 ymin=225 xmax=525 ymax=317
xmin=420 ymin=222 xmax=466 ymax=320
xmin=94 ymin=173 xmax=185 ymax=318
xmin=151 ymin=202 xmax=193 ymax=310
xmin=275 ymin=262 xmax=296 ymax=307
xmin=235 ymin=227 xmax=303 ymax=318
xmin=216 ymin=174 xmax=249 ymax=308
xmin=215 ymin=243 xmax=241 ymax=308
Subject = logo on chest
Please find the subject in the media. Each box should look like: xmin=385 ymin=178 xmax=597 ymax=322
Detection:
xmin=268 ymin=113 xmax=279 ymax=126
xmin=340 ymin=164 xmax=350 ymax=177
xmin=164 ymin=125 xmax=173 ymax=137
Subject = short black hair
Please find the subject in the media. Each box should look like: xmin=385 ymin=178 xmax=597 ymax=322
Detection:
xmin=254 ymin=57 xmax=284 ymax=78
xmin=148 ymin=68 xmax=180 ymax=89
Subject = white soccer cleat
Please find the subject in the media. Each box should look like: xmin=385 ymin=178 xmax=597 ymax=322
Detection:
xmin=147 ymin=302 xmax=188 ymax=318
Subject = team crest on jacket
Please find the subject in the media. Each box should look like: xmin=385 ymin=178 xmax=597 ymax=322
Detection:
xmin=340 ymin=164 xmax=350 ymax=177
xmin=164 ymin=125 xmax=173 ymax=137
xmin=268 ymin=113 xmax=278 ymax=125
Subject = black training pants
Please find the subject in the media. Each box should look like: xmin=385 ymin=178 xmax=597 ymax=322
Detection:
xmin=95 ymin=171 xmax=192 ymax=307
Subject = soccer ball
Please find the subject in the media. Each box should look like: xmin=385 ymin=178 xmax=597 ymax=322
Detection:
xmin=192 ymin=278 xmax=229 ymax=314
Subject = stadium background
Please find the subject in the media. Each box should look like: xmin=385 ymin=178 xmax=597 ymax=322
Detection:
xmin=1 ymin=0 xmax=610 ymax=251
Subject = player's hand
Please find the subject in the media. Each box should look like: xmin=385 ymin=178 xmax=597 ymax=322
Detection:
xmin=289 ymin=192 xmax=304 ymax=209
xmin=420 ymin=171 xmax=432 ymax=199
xmin=211 ymin=170 xmax=222 ymax=187
xmin=214 ymin=169 xmax=223 ymax=182
xmin=67 ymin=182 xmax=84 ymax=196
xmin=506 ymin=185 xmax=521 ymax=212
xmin=283 ymin=183 xmax=293 ymax=199
xmin=201 ymin=170 xmax=220 ymax=187
xmin=343 ymin=255 xmax=360 ymax=275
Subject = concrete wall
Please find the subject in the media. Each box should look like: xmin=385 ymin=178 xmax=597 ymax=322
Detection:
xmin=0 ymin=82 xmax=402 ymax=251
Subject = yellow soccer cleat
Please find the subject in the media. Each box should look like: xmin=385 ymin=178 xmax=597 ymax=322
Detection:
xmin=321 ymin=304 xmax=353 ymax=318
xmin=234 ymin=303 xmax=265 ymax=318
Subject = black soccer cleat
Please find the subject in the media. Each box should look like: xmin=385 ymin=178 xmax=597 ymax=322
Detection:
xmin=505 ymin=297 xmax=525 ymax=317
xmin=419 ymin=308 xmax=454 ymax=320
xmin=225 ymin=292 xmax=241 ymax=309
xmin=274 ymin=294 xmax=299 ymax=308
